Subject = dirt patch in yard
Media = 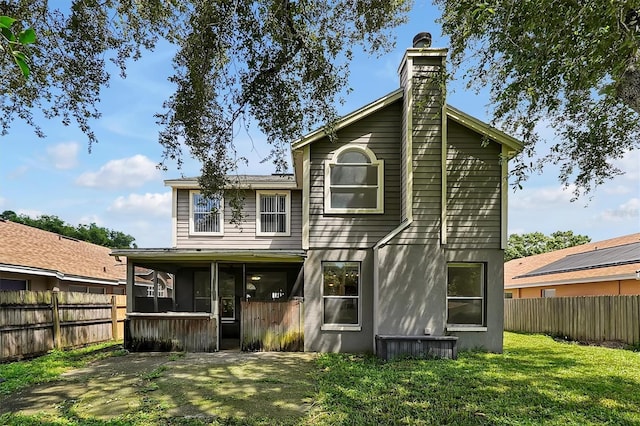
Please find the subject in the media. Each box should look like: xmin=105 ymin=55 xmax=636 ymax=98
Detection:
xmin=0 ymin=351 xmax=318 ymax=423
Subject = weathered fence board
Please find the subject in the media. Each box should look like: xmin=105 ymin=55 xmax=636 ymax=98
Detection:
xmin=505 ymin=295 xmax=640 ymax=345
xmin=0 ymin=290 xmax=126 ymax=361
xmin=241 ymin=300 xmax=304 ymax=351
xmin=125 ymin=313 xmax=217 ymax=352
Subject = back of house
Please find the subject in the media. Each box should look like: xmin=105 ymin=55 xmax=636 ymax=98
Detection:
xmin=114 ymin=34 xmax=522 ymax=355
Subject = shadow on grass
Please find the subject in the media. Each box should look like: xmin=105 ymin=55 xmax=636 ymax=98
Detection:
xmin=313 ymin=333 xmax=640 ymax=425
xmin=1 ymin=352 xmax=317 ymax=426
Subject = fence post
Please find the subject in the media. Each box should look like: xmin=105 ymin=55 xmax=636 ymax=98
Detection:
xmin=112 ymin=295 xmax=118 ymax=340
xmin=51 ymin=288 xmax=61 ymax=349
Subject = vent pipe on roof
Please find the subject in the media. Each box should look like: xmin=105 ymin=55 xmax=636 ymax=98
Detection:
xmin=412 ymin=32 xmax=432 ymax=48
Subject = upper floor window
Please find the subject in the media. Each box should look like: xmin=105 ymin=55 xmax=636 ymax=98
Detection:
xmin=189 ymin=190 xmax=224 ymax=235
xmin=324 ymin=145 xmax=384 ymax=214
xmin=256 ymin=190 xmax=291 ymax=236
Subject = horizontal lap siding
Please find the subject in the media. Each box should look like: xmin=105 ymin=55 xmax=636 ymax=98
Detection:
xmin=446 ymin=121 xmax=502 ymax=248
xmin=176 ymin=189 xmax=303 ymax=249
xmin=393 ymin=59 xmax=442 ymax=245
xmin=309 ymin=102 xmax=402 ymax=248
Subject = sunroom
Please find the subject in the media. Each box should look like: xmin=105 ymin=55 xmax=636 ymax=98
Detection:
xmin=111 ymin=248 xmax=305 ymax=352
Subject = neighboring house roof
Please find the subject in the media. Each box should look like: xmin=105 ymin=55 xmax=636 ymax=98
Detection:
xmin=0 ymin=219 xmax=127 ymax=285
xmin=505 ymin=233 xmax=640 ymax=289
xmin=165 ymin=174 xmax=297 ymax=189
xmin=291 ymin=89 xmax=524 ymax=152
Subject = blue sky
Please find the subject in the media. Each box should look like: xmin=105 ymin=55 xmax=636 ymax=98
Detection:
xmin=1 ymin=2 xmax=638 ymax=247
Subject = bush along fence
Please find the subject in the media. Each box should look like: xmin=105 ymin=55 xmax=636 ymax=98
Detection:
xmin=0 ymin=290 xmax=126 ymax=361
xmin=505 ymin=295 xmax=640 ymax=345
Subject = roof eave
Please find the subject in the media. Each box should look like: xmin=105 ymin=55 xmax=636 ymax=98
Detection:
xmin=110 ymin=248 xmax=306 ymax=263
xmin=164 ymin=180 xmax=299 ymax=190
xmin=291 ymin=89 xmax=404 ymax=151
xmin=446 ymin=105 xmax=524 ymax=152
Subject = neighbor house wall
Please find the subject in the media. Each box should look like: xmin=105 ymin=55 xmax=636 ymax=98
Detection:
xmin=509 ymin=279 xmax=640 ymax=298
xmin=304 ymin=249 xmax=374 ymax=353
xmin=175 ymin=189 xmax=303 ymax=249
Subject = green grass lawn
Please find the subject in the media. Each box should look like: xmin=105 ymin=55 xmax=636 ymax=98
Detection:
xmin=0 ymin=342 xmax=126 ymax=395
xmin=1 ymin=333 xmax=639 ymax=425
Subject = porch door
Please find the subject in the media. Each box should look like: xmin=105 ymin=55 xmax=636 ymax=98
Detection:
xmin=218 ymin=265 xmax=243 ymax=349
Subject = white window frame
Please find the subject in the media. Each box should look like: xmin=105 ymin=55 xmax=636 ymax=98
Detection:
xmin=0 ymin=278 xmax=28 ymax=291
xmin=321 ymin=261 xmax=362 ymax=331
xmin=446 ymin=263 xmax=486 ymax=331
xmin=324 ymin=144 xmax=384 ymax=214
xmin=189 ymin=190 xmax=224 ymax=236
xmin=255 ymin=190 xmax=291 ymax=236
xmin=542 ymin=288 xmax=556 ymax=298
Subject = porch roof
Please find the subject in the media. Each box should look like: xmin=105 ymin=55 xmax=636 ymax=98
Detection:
xmin=110 ymin=248 xmax=306 ymax=263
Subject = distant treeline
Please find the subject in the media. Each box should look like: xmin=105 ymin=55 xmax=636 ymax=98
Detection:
xmin=1 ymin=210 xmax=137 ymax=249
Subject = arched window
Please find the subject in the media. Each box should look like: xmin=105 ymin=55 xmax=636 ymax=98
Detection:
xmin=324 ymin=145 xmax=384 ymax=213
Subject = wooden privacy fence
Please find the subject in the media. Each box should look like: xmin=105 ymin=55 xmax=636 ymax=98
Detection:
xmin=505 ymin=295 xmax=640 ymax=345
xmin=0 ymin=290 xmax=127 ymax=361
xmin=241 ymin=300 xmax=304 ymax=351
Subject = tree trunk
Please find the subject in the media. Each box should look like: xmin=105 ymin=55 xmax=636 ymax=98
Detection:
xmin=617 ymin=54 xmax=640 ymax=114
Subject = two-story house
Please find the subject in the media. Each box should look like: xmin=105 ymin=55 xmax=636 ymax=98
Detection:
xmin=114 ymin=34 xmax=523 ymax=356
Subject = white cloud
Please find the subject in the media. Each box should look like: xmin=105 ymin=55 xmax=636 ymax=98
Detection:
xmin=47 ymin=142 xmax=80 ymax=170
xmin=78 ymin=214 xmax=103 ymax=226
xmin=603 ymin=185 xmax=633 ymax=196
xmin=108 ymin=192 xmax=171 ymax=217
xmin=76 ymin=155 xmax=160 ymax=189
xmin=17 ymin=208 xmax=44 ymax=218
xmin=598 ymin=198 xmax=640 ymax=222
xmin=7 ymin=165 xmax=28 ymax=179
xmin=510 ymin=184 xmax=576 ymax=210
xmin=611 ymin=150 xmax=640 ymax=182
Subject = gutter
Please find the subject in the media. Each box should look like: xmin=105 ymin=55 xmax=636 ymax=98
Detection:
xmin=505 ymin=272 xmax=639 ymax=289
xmin=0 ymin=264 xmax=122 ymax=286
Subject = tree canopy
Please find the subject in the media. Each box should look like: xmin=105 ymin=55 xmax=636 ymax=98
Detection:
xmin=1 ymin=210 xmax=137 ymax=248
xmin=1 ymin=1 xmax=410 ymax=201
xmin=435 ymin=1 xmax=640 ymax=197
xmin=4 ymin=2 xmax=637 ymax=199
xmin=505 ymin=231 xmax=591 ymax=262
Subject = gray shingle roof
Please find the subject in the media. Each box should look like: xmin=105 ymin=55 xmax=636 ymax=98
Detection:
xmin=517 ymin=242 xmax=640 ymax=278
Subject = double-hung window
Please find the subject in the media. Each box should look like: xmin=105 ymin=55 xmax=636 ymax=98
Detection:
xmin=189 ymin=190 xmax=223 ymax=235
xmin=322 ymin=261 xmax=360 ymax=330
xmin=325 ymin=145 xmax=384 ymax=214
xmin=446 ymin=263 xmax=485 ymax=328
xmin=256 ymin=190 xmax=290 ymax=236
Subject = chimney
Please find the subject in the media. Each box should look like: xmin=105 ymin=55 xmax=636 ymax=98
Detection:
xmin=398 ymin=33 xmax=448 ymax=243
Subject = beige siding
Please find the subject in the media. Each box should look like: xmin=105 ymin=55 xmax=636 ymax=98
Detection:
xmin=176 ymin=189 xmax=302 ymax=249
xmin=308 ymin=102 xmax=402 ymax=248
xmin=446 ymin=121 xmax=502 ymax=248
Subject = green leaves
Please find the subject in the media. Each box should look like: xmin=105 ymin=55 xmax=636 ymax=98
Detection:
xmin=505 ymin=231 xmax=591 ymax=261
xmin=435 ymin=1 xmax=640 ymax=196
xmin=0 ymin=15 xmax=35 ymax=79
